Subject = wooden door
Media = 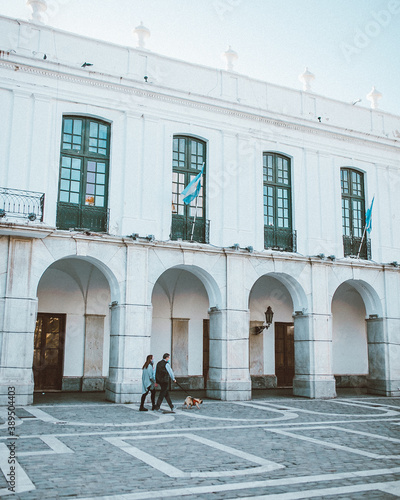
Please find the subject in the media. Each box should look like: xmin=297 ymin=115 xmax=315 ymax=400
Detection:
xmin=33 ymin=314 xmax=66 ymax=391
xmin=275 ymin=322 xmax=294 ymax=387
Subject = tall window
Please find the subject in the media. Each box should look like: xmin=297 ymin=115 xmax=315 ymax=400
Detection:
xmin=341 ymin=167 xmax=370 ymax=259
xmin=57 ymin=116 xmax=110 ymax=232
xmin=171 ymin=136 xmax=208 ymax=242
xmin=263 ymin=153 xmax=295 ymax=251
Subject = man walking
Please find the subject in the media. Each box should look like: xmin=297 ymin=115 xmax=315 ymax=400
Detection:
xmin=154 ymin=353 xmax=176 ymax=412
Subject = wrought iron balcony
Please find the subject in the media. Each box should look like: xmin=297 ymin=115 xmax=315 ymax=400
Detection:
xmin=343 ymin=235 xmax=371 ymax=260
xmin=56 ymin=202 xmax=109 ymax=232
xmin=264 ymin=227 xmax=297 ymax=252
xmin=0 ymin=187 xmax=44 ymax=221
xmin=170 ymin=216 xmax=210 ymax=243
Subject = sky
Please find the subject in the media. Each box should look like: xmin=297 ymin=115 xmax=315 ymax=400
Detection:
xmin=0 ymin=0 xmax=399 ymax=114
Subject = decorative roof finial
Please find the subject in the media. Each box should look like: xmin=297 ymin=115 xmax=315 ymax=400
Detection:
xmin=223 ymin=46 xmax=238 ymax=72
xmin=26 ymin=0 xmax=47 ymax=24
xmin=298 ymin=67 xmax=315 ymax=92
xmin=133 ymin=22 xmax=150 ymax=49
xmin=366 ymin=86 xmax=382 ymax=109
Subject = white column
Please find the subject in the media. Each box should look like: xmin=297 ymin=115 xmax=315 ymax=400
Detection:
xmin=105 ymin=245 xmax=152 ymax=403
xmin=367 ymin=317 xmax=400 ymax=396
xmin=206 ymin=308 xmax=251 ymax=400
xmin=292 ymin=262 xmax=336 ymax=398
xmin=0 ymin=238 xmax=37 ymax=405
xmin=105 ymin=303 xmax=152 ymax=403
xmin=206 ymin=253 xmax=251 ymax=400
xmin=292 ymin=313 xmax=336 ymax=398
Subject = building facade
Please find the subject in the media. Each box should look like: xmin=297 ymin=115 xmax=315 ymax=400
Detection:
xmin=0 ymin=14 xmax=399 ymax=405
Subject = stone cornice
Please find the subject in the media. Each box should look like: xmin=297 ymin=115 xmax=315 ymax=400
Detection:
xmin=1 ymin=223 xmax=397 ymax=272
xmin=1 ymin=59 xmax=399 ymax=151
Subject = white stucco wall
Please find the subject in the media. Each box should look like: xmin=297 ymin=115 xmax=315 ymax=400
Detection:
xmin=0 ymin=15 xmax=399 ymax=263
xmin=332 ymin=282 xmax=368 ymax=375
xmin=151 ymin=268 xmax=209 ymax=375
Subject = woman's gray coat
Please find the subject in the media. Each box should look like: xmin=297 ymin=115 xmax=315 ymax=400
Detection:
xmin=142 ymin=364 xmax=155 ymax=394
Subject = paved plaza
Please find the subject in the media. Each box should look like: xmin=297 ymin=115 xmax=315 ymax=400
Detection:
xmin=1 ymin=391 xmax=400 ymax=499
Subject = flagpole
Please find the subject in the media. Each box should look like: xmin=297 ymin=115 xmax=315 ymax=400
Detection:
xmin=356 ymin=224 xmax=367 ymax=259
xmin=189 ymin=162 xmax=204 ymax=242
xmin=190 ymin=195 xmax=199 ymax=241
xmin=357 ymin=195 xmax=374 ymax=258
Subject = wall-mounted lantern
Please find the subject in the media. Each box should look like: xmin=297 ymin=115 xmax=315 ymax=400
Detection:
xmin=254 ymin=306 xmax=274 ymax=334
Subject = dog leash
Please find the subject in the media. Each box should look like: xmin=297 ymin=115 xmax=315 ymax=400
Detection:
xmin=173 ymin=380 xmax=192 ymax=397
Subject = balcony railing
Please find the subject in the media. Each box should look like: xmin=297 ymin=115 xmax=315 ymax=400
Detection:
xmin=56 ymin=202 xmax=109 ymax=232
xmin=0 ymin=187 xmax=44 ymax=221
xmin=264 ymin=227 xmax=297 ymax=252
xmin=170 ymin=216 xmax=210 ymax=243
xmin=343 ymin=235 xmax=371 ymax=260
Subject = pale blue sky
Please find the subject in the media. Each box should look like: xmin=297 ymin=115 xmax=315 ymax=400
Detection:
xmin=0 ymin=0 xmax=399 ymax=114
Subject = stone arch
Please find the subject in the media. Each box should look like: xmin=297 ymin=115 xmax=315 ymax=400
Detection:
xmin=149 ymin=264 xmax=222 ymax=309
xmin=330 ymin=279 xmax=381 ymax=391
xmin=34 ymin=254 xmax=121 ymax=303
xmin=34 ymin=254 xmax=121 ymax=393
xmin=248 ymin=271 xmax=308 ymax=313
xmin=331 ymin=279 xmax=382 ymax=318
xmin=247 ymin=272 xmax=308 ymax=392
xmin=151 ymin=264 xmax=219 ymax=391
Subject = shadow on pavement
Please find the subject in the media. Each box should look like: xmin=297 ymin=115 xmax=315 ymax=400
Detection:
xmin=32 ymin=386 xmax=371 ymax=406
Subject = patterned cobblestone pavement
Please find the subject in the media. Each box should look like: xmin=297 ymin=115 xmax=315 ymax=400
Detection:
xmin=1 ymin=392 xmax=399 ymax=499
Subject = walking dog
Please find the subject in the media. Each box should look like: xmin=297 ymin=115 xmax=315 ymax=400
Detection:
xmin=183 ymin=396 xmax=203 ymax=409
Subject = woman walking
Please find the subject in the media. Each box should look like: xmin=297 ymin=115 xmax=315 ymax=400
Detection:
xmin=139 ymin=354 xmax=156 ymax=411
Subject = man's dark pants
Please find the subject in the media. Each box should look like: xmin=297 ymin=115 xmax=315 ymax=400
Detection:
xmin=155 ymin=382 xmax=173 ymax=409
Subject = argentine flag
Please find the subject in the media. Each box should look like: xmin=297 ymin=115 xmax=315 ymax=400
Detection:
xmin=365 ymin=196 xmax=375 ymax=233
xmin=181 ymin=166 xmax=204 ymax=205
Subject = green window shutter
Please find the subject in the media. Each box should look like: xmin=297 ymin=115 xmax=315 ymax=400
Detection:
xmin=171 ymin=136 xmax=208 ymax=243
xmin=263 ymin=153 xmax=295 ymax=252
xmin=341 ymin=167 xmax=370 ymax=259
xmin=57 ymin=116 xmax=111 ymax=232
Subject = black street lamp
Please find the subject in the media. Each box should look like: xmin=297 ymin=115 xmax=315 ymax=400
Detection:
xmin=254 ymin=306 xmax=274 ymax=335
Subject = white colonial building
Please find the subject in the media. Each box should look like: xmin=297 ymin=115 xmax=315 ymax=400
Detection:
xmin=0 ymin=7 xmax=399 ymax=406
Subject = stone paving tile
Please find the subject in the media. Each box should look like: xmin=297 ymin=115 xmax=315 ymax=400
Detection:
xmin=1 ymin=395 xmax=400 ymax=499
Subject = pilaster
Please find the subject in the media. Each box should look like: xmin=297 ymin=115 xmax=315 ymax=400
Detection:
xmin=206 ymin=308 xmax=251 ymax=401
xmin=0 ymin=238 xmax=37 ymax=405
xmin=292 ymin=312 xmax=336 ymax=399
xmin=367 ymin=317 xmax=400 ymax=396
xmin=105 ymin=302 xmax=153 ymax=403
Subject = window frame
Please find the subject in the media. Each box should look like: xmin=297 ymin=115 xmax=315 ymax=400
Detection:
xmin=57 ymin=116 xmax=111 ymax=232
xmin=263 ymin=152 xmax=295 ymax=252
xmin=340 ymin=167 xmax=366 ymax=239
xmin=340 ymin=167 xmax=370 ymax=259
xmin=171 ymin=135 xmax=208 ymax=242
xmin=263 ymin=153 xmax=292 ymax=230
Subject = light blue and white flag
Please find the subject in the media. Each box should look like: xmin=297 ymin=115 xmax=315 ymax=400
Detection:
xmin=181 ymin=165 xmax=204 ymax=205
xmin=365 ymin=196 xmax=375 ymax=233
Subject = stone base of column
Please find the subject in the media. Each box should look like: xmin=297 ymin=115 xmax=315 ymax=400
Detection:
xmin=0 ymin=383 xmax=34 ymax=406
xmin=367 ymin=378 xmax=400 ymax=397
xmin=82 ymin=377 xmax=106 ymax=392
xmin=293 ymin=375 xmax=336 ymax=399
xmin=206 ymin=380 xmax=251 ymax=401
xmin=105 ymin=380 xmax=141 ymax=403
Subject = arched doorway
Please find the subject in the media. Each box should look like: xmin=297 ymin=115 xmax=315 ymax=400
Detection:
xmin=152 ymin=267 xmax=210 ymax=391
xmin=331 ymin=281 xmax=371 ymax=391
xmin=249 ymin=275 xmax=295 ymax=392
xmin=35 ymin=257 xmax=111 ymax=392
